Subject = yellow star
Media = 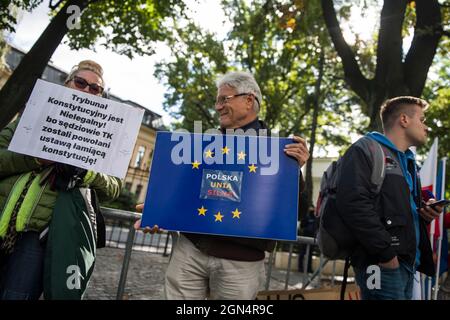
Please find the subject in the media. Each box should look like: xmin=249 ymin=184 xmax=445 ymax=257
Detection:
xmin=197 ymin=206 xmax=207 ymax=216
xmin=248 ymin=164 xmax=257 ymax=173
xmin=232 ymin=208 xmax=241 ymax=219
xmin=204 ymin=149 xmax=214 ymax=158
xmin=222 ymin=146 xmax=230 ymax=155
xmin=192 ymin=160 xmax=200 ymax=169
xmin=214 ymin=212 xmax=224 ymax=222
xmin=237 ymin=151 xmax=246 ymax=160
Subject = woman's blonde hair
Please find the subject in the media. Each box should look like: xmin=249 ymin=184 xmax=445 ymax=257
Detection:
xmin=65 ymin=60 xmax=104 ymax=85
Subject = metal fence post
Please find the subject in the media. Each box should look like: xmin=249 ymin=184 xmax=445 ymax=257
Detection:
xmin=331 ymin=260 xmax=337 ymax=287
xmin=318 ymin=253 xmax=324 ymax=283
xmin=162 ymin=233 xmax=171 ymax=257
xmin=302 ymin=244 xmax=312 ymax=278
xmin=303 ymin=244 xmax=310 ymax=280
xmin=301 ymin=257 xmax=329 ymax=289
xmin=116 ymin=224 xmax=136 ymax=300
xmin=284 ymin=243 xmax=294 ymax=290
xmin=265 ymin=244 xmax=277 ymax=291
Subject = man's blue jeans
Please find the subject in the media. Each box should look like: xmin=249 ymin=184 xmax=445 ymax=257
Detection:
xmin=355 ymin=261 xmax=414 ymax=300
xmin=0 ymin=232 xmax=45 ymax=300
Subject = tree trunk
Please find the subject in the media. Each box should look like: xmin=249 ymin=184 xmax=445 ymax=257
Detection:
xmin=0 ymin=0 xmax=91 ymax=129
xmin=366 ymin=86 xmax=388 ymax=131
xmin=305 ymin=51 xmax=324 ymax=208
xmin=321 ymin=0 xmax=443 ymax=131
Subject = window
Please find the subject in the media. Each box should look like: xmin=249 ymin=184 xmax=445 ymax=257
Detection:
xmin=124 ymin=182 xmax=132 ymax=191
xmin=135 ymin=184 xmax=143 ymax=199
xmin=145 ymin=149 xmax=154 ymax=170
xmin=134 ymin=146 xmax=146 ymax=168
xmin=142 ymin=113 xmax=153 ymax=126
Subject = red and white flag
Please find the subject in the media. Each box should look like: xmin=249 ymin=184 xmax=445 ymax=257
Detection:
xmin=420 ymin=138 xmax=438 ymax=192
xmin=417 ymin=138 xmax=439 ymax=300
xmin=419 ymin=138 xmax=439 ymax=237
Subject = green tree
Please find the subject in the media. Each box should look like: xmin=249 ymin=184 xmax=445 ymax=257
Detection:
xmin=0 ymin=0 xmax=186 ymax=129
xmin=155 ymin=0 xmax=358 ymax=206
xmin=321 ymin=0 xmax=446 ymax=130
xmin=102 ymin=188 xmax=138 ymax=211
xmin=154 ymin=22 xmax=228 ymax=131
xmin=156 ymin=0 xmax=356 ymax=135
xmin=420 ymin=35 xmax=450 ymax=194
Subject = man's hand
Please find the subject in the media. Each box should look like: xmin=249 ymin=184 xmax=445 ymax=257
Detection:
xmin=133 ymin=203 xmax=162 ymax=234
xmin=379 ymin=256 xmax=400 ymax=269
xmin=284 ymin=136 xmax=310 ymax=167
xmin=420 ymin=199 xmax=443 ymax=223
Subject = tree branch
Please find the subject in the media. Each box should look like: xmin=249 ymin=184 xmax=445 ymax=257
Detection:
xmin=49 ymin=0 xmax=64 ymax=10
xmin=193 ymin=101 xmax=216 ymax=127
xmin=403 ymin=0 xmax=442 ymax=96
xmin=288 ymin=108 xmax=309 ymax=135
xmin=374 ymin=0 xmax=406 ymax=95
xmin=49 ymin=0 xmax=99 ymax=10
xmin=320 ymin=0 xmax=370 ymax=102
xmin=0 ymin=0 xmax=92 ymax=129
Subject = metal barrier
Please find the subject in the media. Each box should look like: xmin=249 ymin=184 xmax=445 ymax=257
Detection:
xmin=101 ymin=207 xmax=173 ymax=255
xmin=264 ymin=236 xmax=341 ymax=291
xmin=100 ymin=207 xmax=343 ymax=299
xmin=266 ymin=236 xmax=312 ymax=290
xmin=100 ymin=207 xmax=174 ymax=299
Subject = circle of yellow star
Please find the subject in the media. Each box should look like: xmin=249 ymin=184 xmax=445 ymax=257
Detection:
xmin=222 ymin=146 xmax=230 ymax=155
xmin=204 ymin=149 xmax=214 ymax=158
xmin=248 ymin=164 xmax=257 ymax=173
xmin=197 ymin=206 xmax=207 ymax=216
xmin=192 ymin=160 xmax=200 ymax=169
xmin=214 ymin=212 xmax=224 ymax=222
xmin=237 ymin=151 xmax=246 ymax=160
xmin=232 ymin=208 xmax=241 ymax=219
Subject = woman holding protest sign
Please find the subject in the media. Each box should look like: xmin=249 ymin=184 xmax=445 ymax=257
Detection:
xmin=0 ymin=60 xmax=122 ymax=300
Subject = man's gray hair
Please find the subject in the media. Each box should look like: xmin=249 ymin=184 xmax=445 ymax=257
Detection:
xmin=216 ymin=71 xmax=262 ymax=113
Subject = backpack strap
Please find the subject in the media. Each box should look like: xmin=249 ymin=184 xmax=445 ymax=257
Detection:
xmin=340 ymin=256 xmax=351 ymax=300
xmin=371 ymin=141 xmax=386 ymax=194
xmin=355 ymin=136 xmax=387 ymax=194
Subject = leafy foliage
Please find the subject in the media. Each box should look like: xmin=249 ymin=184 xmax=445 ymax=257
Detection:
xmin=0 ymin=0 xmax=188 ymax=129
xmin=64 ymin=0 xmax=186 ymax=58
xmin=0 ymin=0 xmax=43 ymax=32
xmin=102 ymin=188 xmax=138 ymax=211
xmin=155 ymin=0 xmax=359 ymax=152
xmin=2 ymin=0 xmax=186 ymax=59
xmin=420 ymin=39 xmax=450 ymax=193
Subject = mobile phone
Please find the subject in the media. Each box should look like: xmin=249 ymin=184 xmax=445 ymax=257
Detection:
xmin=427 ymin=199 xmax=450 ymax=209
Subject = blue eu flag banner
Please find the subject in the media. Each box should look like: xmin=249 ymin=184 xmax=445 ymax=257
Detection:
xmin=141 ymin=131 xmax=299 ymax=241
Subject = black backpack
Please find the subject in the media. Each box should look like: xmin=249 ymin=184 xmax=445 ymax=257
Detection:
xmin=315 ymin=136 xmax=387 ymax=299
xmin=315 ymin=136 xmax=387 ymax=260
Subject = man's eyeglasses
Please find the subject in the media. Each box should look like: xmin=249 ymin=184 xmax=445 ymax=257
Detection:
xmin=215 ymin=93 xmax=260 ymax=107
xmin=71 ymin=76 xmax=104 ymax=95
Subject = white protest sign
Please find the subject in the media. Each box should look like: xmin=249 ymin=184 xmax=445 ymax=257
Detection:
xmin=9 ymin=79 xmax=144 ymax=179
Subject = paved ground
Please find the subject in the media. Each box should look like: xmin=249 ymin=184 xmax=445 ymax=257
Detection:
xmin=84 ymin=247 xmax=321 ymax=300
xmin=85 ymin=247 xmax=450 ymax=300
xmin=84 ymin=247 xmax=169 ymax=300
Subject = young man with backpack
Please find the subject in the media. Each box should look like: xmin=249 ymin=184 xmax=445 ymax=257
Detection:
xmin=327 ymin=96 xmax=443 ymax=300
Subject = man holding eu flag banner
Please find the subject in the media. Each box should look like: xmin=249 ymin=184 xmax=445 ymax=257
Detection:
xmin=135 ymin=71 xmax=309 ymax=300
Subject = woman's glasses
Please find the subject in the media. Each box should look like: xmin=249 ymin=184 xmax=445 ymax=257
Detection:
xmin=71 ymin=76 xmax=104 ymax=95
